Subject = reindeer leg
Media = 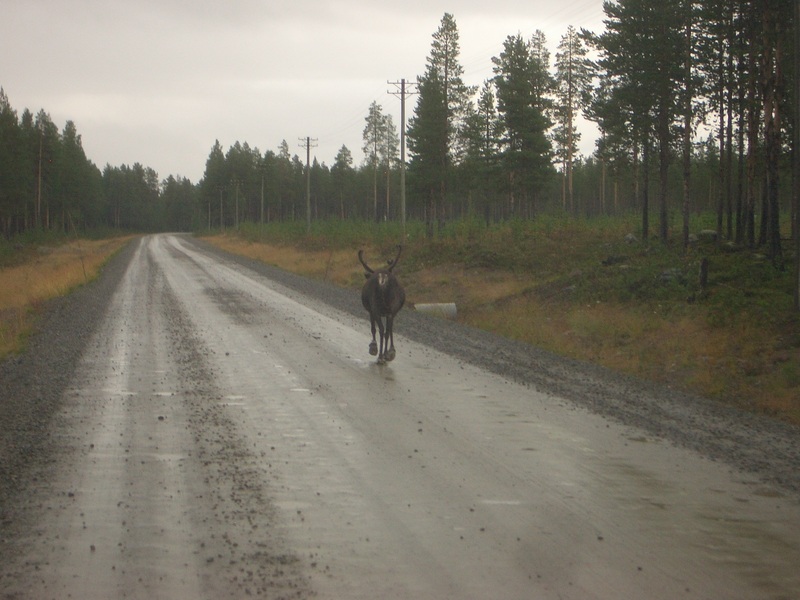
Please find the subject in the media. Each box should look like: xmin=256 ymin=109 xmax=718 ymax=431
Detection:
xmin=369 ymin=316 xmax=378 ymax=356
xmin=385 ymin=314 xmax=396 ymax=362
xmin=377 ymin=316 xmax=387 ymax=364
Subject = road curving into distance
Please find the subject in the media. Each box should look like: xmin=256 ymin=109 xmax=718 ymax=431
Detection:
xmin=1 ymin=233 xmax=799 ymax=599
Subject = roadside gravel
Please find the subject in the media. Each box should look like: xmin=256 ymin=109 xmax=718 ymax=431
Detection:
xmin=1 ymin=235 xmax=798 ymax=511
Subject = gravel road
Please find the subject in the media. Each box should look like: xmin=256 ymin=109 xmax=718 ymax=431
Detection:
xmin=1 ymin=233 xmax=799 ymax=599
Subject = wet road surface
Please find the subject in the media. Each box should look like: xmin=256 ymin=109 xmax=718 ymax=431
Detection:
xmin=2 ymin=233 xmax=799 ymax=599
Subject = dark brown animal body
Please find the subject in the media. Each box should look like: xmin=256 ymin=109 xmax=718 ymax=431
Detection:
xmin=359 ymin=246 xmax=406 ymax=364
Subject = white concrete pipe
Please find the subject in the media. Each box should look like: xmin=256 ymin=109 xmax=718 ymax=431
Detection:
xmin=414 ymin=302 xmax=457 ymax=320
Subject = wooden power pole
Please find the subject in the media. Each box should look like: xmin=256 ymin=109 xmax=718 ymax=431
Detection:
xmin=299 ymin=136 xmax=318 ymax=232
xmin=388 ymin=79 xmax=418 ymax=233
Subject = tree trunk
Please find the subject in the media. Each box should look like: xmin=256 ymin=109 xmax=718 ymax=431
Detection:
xmin=426 ymin=191 xmax=435 ymax=239
xmin=726 ymin=50 xmax=735 ymax=241
xmin=632 ymin=138 xmax=640 ymax=211
xmin=745 ymin=50 xmax=759 ymax=247
xmin=658 ymin=106 xmax=670 ymax=243
xmin=762 ymin=2 xmax=784 ymax=268
xmin=735 ymin=94 xmax=746 ymax=245
xmin=716 ymin=50 xmax=726 ymax=247
xmin=642 ymin=133 xmax=650 ymax=242
xmin=680 ymin=3 xmax=692 ymax=250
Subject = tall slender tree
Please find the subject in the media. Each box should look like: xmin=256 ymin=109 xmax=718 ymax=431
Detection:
xmin=554 ymin=25 xmax=594 ymax=213
xmin=382 ymin=114 xmax=399 ymax=221
xmin=427 ymin=12 xmax=475 ymax=166
xmin=331 ymin=145 xmax=354 ymax=219
xmin=363 ymin=101 xmax=388 ymax=222
xmin=760 ymin=0 xmax=789 ymax=267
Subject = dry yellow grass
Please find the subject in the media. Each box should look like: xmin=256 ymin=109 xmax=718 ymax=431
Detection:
xmin=464 ymin=296 xmax=799 ymax=422
xmin=208 ymin=235 xmax=370 ymax=288
xmin=0 ymin=236 xmax=134 ymax=356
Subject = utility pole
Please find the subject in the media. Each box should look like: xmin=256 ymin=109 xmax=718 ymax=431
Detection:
xmin=299 ymin=136 xmax=318 ymax=232
xmin=795 ymin=0 xmax=800 ymax=310
xmin=388 ymin=79 xmax=418 ymax=233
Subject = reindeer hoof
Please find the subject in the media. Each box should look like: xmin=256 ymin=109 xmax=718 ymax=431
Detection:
xmin=385 ymin=348 xmax=396 ymax=362
xmin=369 ymin=342 xmax=378 ymax=356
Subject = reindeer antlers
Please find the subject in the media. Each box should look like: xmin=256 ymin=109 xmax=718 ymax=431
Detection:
xmin=358 ymin=249 xmax=373 ymax=274
xmin=387 ymin=245 xmax=402 ymax=272
xmin=359 ymin=245 xmax=403 ymax=274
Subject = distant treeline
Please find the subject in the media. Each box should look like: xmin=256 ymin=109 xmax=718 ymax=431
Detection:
xmin=0 ymin=88 xmax=195 ymax=236
xmin=1 ymin=1 xmax=797 ymax=261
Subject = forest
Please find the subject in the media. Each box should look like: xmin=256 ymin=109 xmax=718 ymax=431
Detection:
xmin=0 ymin=1 xmax=797 ymax=268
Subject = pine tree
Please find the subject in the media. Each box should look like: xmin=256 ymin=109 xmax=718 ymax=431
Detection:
xmin=363 ymin=101 xmax=387 ymax=221
xmin=426 ymin=12 xmax=475 ymax=165
xmin=554 ymin=25 xmax=594 ymax=213
xmin=382 ymin=114 xmax=399 ymax=221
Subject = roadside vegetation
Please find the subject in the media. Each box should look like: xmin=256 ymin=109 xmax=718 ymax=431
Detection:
xmin=205 ymin=215 xmax=800 ymax=425
xmin=0 ymin=232 xmax=132 ymax=357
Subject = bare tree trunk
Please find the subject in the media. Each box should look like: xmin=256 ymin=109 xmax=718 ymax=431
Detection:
xmin=682 ymin=15 xmax=692 ymax=251
xmin=735 ymin=86 xmax=746 ymax=245
xmin=642 ymin=133 xmax=650 ymax=243
xmin=601 ymin=156 xmax=607 ymax=215
xmin=658 ymin=107 xmax=670 ymax=243
xmin=726 ymin=49 xmax=735 ymax=241
xmin=632 ymin=138 xmax=640 ymax=211
xmin=761 ymin=1 xmax=784 ymax=267
xmin=716 ymin=49 xmax=726 ymax=246
xmin=426 ymin=192 xmax=435 ymax=239
xmin=372 ymin=164 xmax=378 ymax=223
xmin=746 ymin=49 xmax=759 ymax=247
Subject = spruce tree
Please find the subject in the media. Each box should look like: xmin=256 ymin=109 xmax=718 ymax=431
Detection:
xmin=492 ymin=33 xmax=554 ymax=217
xmin=408 ymin=12 xmax=474 ymax=233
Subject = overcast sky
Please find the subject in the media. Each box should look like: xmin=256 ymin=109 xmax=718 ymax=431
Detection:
xmin=2 ymin=0 xmax=605 ymax=183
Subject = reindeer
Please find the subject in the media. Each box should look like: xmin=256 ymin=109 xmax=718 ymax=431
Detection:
xmin=358 ymin=245 xmax=406 ymax=364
